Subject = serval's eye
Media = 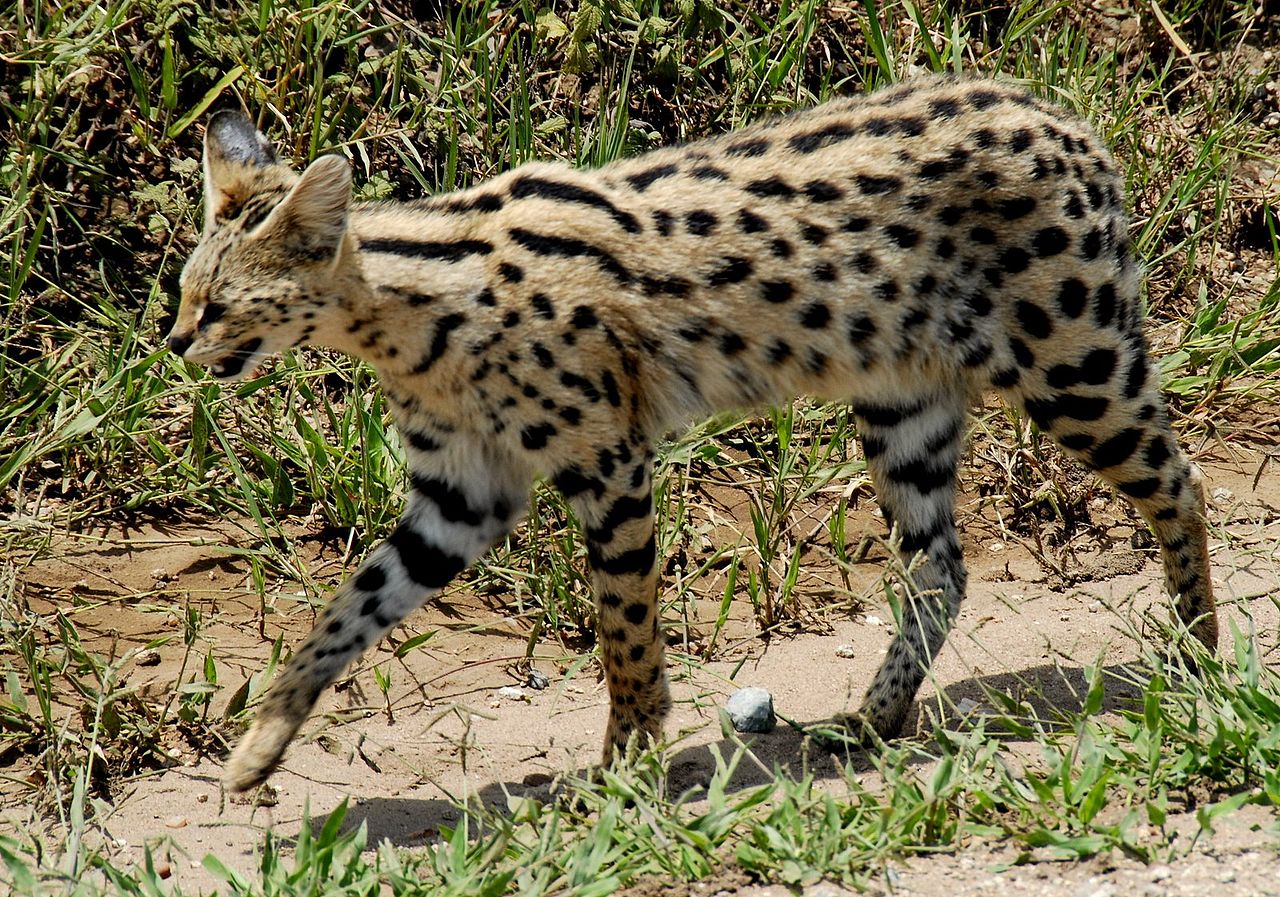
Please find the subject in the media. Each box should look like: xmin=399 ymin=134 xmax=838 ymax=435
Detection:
xmin=199 ymin=301 xmax=226 ymax=329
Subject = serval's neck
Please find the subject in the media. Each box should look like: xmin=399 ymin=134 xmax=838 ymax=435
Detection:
xmin=319 ymin=200 xmax=496 ymax=384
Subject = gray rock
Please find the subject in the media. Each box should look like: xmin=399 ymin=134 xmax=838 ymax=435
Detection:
xmin=725 ymin=686 xmax=776 ymax=733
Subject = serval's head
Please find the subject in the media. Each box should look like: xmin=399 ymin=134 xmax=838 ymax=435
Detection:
xmin=166 ymin=111 xmax=353 ymax=380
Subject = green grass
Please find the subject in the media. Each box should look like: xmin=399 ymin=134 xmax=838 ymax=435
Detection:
xmin=3 ymin=624 xmax=1279 ymax=895
xmin=2 ymin=0 xmax=1279 ymax=893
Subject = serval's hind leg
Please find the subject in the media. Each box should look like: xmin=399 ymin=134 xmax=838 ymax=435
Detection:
xmin=1006 ymin=328 xmax=1216 ymax=651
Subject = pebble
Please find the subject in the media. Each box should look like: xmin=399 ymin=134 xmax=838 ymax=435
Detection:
xmin=725 ymin=687 xmax=776 ymax=733
xmin=163 ymin=816 xmax=188 ymax=829
xmin=864 ymin=614 xmax=883 ymax=626
xmin=135 ymin=649 xmax=161 ymax=667
xmin=835 ymin=644 xmax=856 ymax=658
xmin=526 ymin=670 xmax=550 ymax=690
xmin=497 ymin=685 xmax=525 ymax=701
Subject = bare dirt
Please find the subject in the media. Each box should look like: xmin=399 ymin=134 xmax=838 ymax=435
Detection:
xmin=2 ymin=441 xmax=1278 ymax=896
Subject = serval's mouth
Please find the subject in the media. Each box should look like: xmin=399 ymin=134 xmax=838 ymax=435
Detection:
xmin=208 ymin=338 xmax=264 ymax=380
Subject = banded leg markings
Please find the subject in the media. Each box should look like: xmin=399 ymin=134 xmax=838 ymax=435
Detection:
xmin=226 ymin=470 xmax=520 ymax=791
xmin=565 ymin=454 xmax=671 ymax=762
xmin=1013 ymin=338 xmax=1217 ymax=651
xmin=852 ymin=391 xmax=969 ymax=739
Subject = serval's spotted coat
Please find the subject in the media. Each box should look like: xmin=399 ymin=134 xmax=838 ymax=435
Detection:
xmin=165 ymin=77 xmax=1216 ymax=792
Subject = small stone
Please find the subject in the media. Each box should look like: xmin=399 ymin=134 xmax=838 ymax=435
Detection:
xmin=863 ymin=614 xmax=883 ymax=626
xmin=135 ymin=649 xmax=161 ymax=667
xmin=1265 ymin=112 xmax=1280 ymax=129
xmin=725 ymin=687 xmax=776 ymax=733
xmin=497 ymin=685 xmax=525 ymax=701
xmin=526 ymin=670 xmax=550 ymax=690
xmin=164 ymin=816 xmax=188 ymax=829
xmin=1150 ymin=864 xmax=1172 ymax=882
xmin=835 ymin=644 xmax=856 ymax=658
xmin=196 ymin=793 xmax=209 ymax=803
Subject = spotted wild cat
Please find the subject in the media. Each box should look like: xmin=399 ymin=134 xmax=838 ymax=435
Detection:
xmin=164 ymin=77 xmax=1217 ymax=792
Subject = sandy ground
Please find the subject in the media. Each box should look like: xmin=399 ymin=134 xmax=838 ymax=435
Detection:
xmin=3 ymin=445 xmax=1278 ymax=896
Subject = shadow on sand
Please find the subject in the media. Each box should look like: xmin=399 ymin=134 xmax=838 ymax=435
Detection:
xmin=322 ymin=659 xmax=1147 ymax=847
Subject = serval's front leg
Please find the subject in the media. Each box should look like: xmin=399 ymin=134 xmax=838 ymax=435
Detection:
xmin=226 ymin=433 xmax=526 ymax=792
xmin=556 ymin=446 xmax=670 ymax=763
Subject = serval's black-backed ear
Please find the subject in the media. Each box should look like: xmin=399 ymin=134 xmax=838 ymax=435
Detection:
xmin=259 ymin=154 xmax=352 ymax=262
xmin=203 ymin=110 xmax=281 ymax=226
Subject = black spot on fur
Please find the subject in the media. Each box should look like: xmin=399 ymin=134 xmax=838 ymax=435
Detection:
xmin=997 ymin=197 xmax=1037 ymax=220
xmin=387 ymin=527 xmax=465 ymax=588
xmin=1094 ymin=282 xmax=1117 ymax=327
xmin=719 ymin=332 xmax=746 ymax=355
xmin=1058 ymin=433 xmax=1095 ymax=451
xmin=553 ymin=466 xmax=606 ymax=499
xmin=520 ymin=422 xmax=557 ymax=450
xmin=356 ymin=565 xmax=385 ymax=592
xmin=746 ymin=177 xmax=796 ymax=199
xmin=624 ymin=164 xmax=679 ymax=193
xmin=1090 ymin=428 xmax=1142 ymax=469
xmin=510 ymin=228 xmax=631 ymax=283
xmin=1001 ymin=247 xmax=1031 ymax=273
xmin=686 ymin=209 xmax=718 ymax=236
xmin=726 ymin=138 xmax=771 ymax=157
xmin=803 ymin=180 xmax=843 ymax=202
xmin=737 ymin=209 xmax=769 ymax=233
xmin=799 ymin=302 xmax=831 ymax=329
xmin=767 ymin=339 xmax=792 ymax=364
xmin=587 ymin=534 xmax=657 ymax=577
xmin=885 ymin=224 xmax=920 ymax=248
xmin=1117 ymin=477 xmax=1161 ymax=499
xmin=1057 ymin=278 xmax=1088 ymax=318
xmin=1145 ymin=436 xmax=1170 ymax=470
xmin=761 ymin=280 xmax=794 ymax=303
xmin=1015 ymin=301 xmax=1052 ymax=339
xmin=858 ymin=174 xmax=902 ymax=195
xmin=708 ymin=256 xmax=753 ymax=286
xmin=1033 ymin=227 xmax=1070 ymax=257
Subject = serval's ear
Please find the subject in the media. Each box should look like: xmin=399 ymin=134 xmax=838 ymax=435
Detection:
xmin=258 ymin=153 xmax=352 ymax=263
xmin=202 ymin=110 xmax=280 ymax=226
